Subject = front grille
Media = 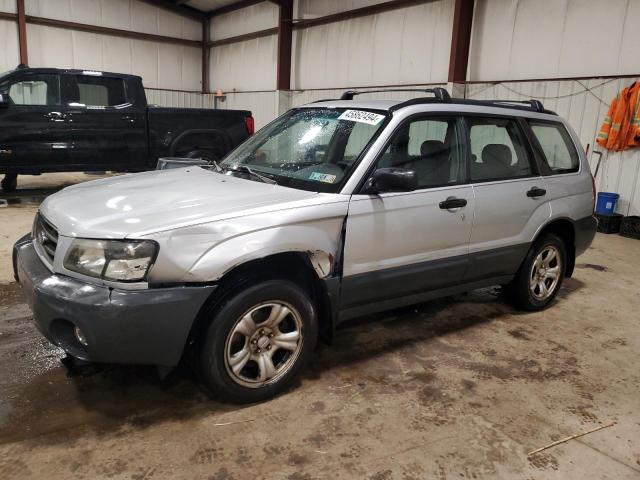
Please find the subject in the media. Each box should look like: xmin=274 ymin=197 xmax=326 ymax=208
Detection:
xmin=34 ymin=213 xmax=59 ymax=267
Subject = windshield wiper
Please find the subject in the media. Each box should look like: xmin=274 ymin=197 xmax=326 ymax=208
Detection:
xmin=231 ymin=165 xmax=278 ymax=185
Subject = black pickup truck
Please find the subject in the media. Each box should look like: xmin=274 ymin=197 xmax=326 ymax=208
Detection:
xmin=0 ymin=66 xmax=253 ymax=192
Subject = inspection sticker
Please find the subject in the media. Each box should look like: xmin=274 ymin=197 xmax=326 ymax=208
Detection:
xmin=338 ymin=109 xmax=385 ymax=126
xmin=309 ymin=172 xmax=337 ymax=183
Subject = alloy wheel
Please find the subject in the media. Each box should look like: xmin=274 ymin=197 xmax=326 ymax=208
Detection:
xmin=224 ymin=301 xmax=303 ymax=388
xmin=529 ymin=245 xmax=561 ymax=301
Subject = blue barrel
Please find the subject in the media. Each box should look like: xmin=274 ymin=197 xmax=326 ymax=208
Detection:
xmin=595 ymin=192 xmax=620 ymax=215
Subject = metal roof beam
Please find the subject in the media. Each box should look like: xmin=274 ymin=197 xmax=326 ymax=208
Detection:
xmin=139 ymin=0 xmax=206 ymax=21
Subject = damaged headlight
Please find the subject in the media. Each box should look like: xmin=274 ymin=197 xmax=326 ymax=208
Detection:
xmin=63 ymin=239 xmax=158 ymax=282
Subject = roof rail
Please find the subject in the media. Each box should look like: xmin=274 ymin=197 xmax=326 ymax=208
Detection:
xmin=481 ymin=99 xmax=546 ymax=112
xmin=340 ymin=87 xmax=451 ymax=102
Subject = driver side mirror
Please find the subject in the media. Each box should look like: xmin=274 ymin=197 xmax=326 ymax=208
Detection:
xmin=0 ymin=94 xmax=10 ymax=108
xmin=364 ymin=167 xmax=418 ymax=194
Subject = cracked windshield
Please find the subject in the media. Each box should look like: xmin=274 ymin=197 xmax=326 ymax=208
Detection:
xmin=221 ymin=107 xmax=388 ymax=192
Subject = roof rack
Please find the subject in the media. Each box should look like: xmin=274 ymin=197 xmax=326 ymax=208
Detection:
xmin=340 ymin=87 xmax=451 ymax=102
xmin=388 ymin=96 xmax=553 ymax=114
xmin=480 ymin=99 xmax=545 ymax=112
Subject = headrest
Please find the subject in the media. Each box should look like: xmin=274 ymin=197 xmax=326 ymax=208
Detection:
xmin=420 ymin=140 xmax=446 ymax=157
xmin=481 ymin=144 xmax=512 ymax=167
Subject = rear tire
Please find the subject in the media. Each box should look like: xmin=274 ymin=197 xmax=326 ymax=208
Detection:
xmin=198 ymin=279 xmax=318 ymax=403
xmin=1 ymin=173 xmax=17 ymax=192
xmin=506 ymin=233 xmax=566 ymax=311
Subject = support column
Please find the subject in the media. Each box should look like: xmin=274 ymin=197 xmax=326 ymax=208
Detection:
xmin=202 ymin=19 xmax=210 ymax=94
xmin=17 ymin=0 xmax=28 ymax=65
xmin=276 ymin=0 xmax=293 ymax=91
xmin=448 ymin=0 xmax=474 ymax=96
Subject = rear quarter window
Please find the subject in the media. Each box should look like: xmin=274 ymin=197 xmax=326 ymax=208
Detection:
xmin=528 ymin=121 xmax=579 ymax=174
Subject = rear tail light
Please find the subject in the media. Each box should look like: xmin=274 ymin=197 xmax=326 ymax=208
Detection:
xmin=245 ymin=116 xmax=255 ymax=136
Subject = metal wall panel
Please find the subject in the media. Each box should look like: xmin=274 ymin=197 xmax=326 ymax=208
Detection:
xmin=210 ymin=35 xmax=277 ymax=92
xmin=26 ymin=24 xmax=202 ymax=91
xmin=469 ymin=0 xmax=640 ymax=81
xmin=210 ymin=1 xmax=277 ymax=41
xmin=466 ymin=78 xmax=640 ymax=216
xmin=0 ymin=0 xmax=16 ymax=13
xmin=0 ymin=19 xmax=19 ymax=73
xmin=295 ymin=0 xmax=390 ymax=18
xmin=291 ymin=1 xmax=453 ymax=89
xmin=145 ymin=88 xmax=206 ymax=108
xmin=212 ymin=91 xmax=278 ymax=129
xmin=208 ymin=84 xmax=451 ymax=131
xmin=25 ymin=0 xmax=202 ymax=41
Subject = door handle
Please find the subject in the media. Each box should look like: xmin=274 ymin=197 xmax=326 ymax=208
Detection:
xmin=44 ymin=111 xmax=66 ymax=121
xmin=122 ymin=115 xmax=136 ymax=124
xmin=439 ymin=197 xmax=468 ymax=210
xmin=527 ymin=187 xmax=547 ymax=198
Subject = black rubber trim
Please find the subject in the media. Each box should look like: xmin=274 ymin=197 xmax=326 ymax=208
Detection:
xmin=574 ymin=215 xmax=597 ymax=257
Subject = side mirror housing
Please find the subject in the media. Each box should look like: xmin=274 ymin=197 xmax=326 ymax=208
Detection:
xmin=364 ymin=167 xmax=418 ymax=194
xmin=0 ymin=94 xmax=9 ymax=107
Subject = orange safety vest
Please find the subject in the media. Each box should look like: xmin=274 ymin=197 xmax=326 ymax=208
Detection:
xmin=597 ymin=81 xmax=640 ymax=151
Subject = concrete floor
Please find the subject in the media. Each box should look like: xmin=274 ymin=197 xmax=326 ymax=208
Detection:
xmin=1 ymin=175 xmax=639 ymax=479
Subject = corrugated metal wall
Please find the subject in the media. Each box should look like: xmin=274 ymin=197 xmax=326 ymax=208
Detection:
xmin=0 ymin=19 xmax=19 ymax=73
xmin=208 ymin=0 xmax=455 ymax=127
xmin=145 ymin=88 xmax=207 ymax=109
xmin=208 ymin=2 xmax=278 ymax=92
xmin=1 ymin=0 xmax=203 ymax=100
xmin=466 ymin=78 xmax=640 ymax=216
xmin=469 ymin=0 xmax=640 ymax=81
xmin=292 ymin=0 xmax=453 ymax=89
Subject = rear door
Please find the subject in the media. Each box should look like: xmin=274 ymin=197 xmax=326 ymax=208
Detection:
xmin=464 ymin=115 xmax=551 ymax=281
xmin=342 ymin=115 xmax=474 ymax=313
xmin=0 ymin=72 xmax=70 ymax=170
xmin=63 ymin=73 xmax=146 ymax=170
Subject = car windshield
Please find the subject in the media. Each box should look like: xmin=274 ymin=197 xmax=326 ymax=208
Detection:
xmin=220 ymin=107 xmax=389 ymax=192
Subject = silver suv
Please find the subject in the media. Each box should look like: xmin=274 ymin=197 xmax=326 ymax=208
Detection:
xmin=14 ymin=88 xmax=596 ymax=403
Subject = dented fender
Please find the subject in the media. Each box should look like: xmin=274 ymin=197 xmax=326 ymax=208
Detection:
xmin=144 ymin=201 xmax=349 ymax=283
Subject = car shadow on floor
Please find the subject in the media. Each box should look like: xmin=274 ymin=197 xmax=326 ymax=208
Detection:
xmin=2 ymin=278 xmax=586 ymax=444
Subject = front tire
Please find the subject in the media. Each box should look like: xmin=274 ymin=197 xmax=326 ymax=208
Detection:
xmin=1 ymin=173 xmax=18 ymax=192
xmin=507 ymin=233 xmax=566 ymax=311
xmin=198 ymin=280 xmax=318 ymax=403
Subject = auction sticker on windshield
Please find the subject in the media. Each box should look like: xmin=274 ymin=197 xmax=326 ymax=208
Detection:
xmin=309 ymin=172 xmax=337 ymax=183
xmin=338 ymin=110 xmax=385 ymax=126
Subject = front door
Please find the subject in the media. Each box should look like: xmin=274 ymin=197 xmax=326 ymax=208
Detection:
xmin=0 ymin=72 xmax=71 ymax=170
xmin=463 ymin=115 xmax=552 ymax=281
xmin=341 ymin=116 xmax=474 ymax=314
xmin=62 ymin=73 xmax=146 ymax=171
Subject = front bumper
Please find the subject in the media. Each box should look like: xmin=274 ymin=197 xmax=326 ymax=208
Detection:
xmin=13 ymin=235 xmax=216 ymax=367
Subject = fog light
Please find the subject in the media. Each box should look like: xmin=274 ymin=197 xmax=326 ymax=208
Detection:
xmin=74 ymin=326 xmax=88 ymax=346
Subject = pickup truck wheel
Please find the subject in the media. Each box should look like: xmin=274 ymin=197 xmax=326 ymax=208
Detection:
xmin=506 ymin=233 xmax=566 ymax=311
xmin=198 ymin=280 xmax=318 ymax=403
xmin=185 ymin=150 xmax=218 ymax=164
xmin=1 ymin=174 xmax=18 ymax=192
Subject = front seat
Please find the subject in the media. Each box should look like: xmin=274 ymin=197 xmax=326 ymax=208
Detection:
xmin=412 ymin=140 xmax=450 ymax=186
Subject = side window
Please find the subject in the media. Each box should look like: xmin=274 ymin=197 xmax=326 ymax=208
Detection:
xmin=468 ymin=117 xmax=533 ymax=182
xmin=70 ymin=75 xmax=127 ymax=107
xmin=528 ymin=121 xmax=579 ymax=174
xmin=375 ymin=117 xmax=464 ymax=189
xmin=4 ymin=74 xmax=60 ymax=106
xmin=344 ymin=121 xmax=380 ymax=163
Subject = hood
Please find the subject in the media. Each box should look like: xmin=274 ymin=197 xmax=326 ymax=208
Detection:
xmin=40 ymin=168 xmax=321 ymax=238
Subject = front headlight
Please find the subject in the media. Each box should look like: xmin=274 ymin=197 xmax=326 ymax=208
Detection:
xmin=63 ymin=239 xmax=158 ymax=282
